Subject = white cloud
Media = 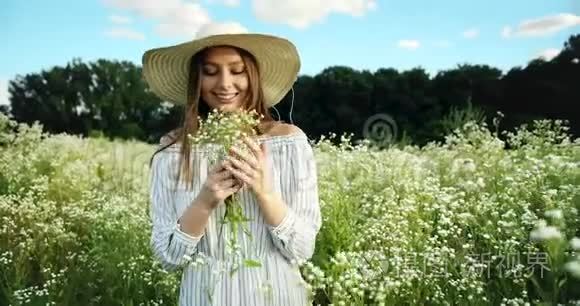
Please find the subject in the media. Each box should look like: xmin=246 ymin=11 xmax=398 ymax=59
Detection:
xmin=502 ymin=13 xmax=580 ymax=38
xmin=0 ymin=78 xmax=9 ymax=106
xmin=104 ymin=0 xmax=212 ymax=37
xmin=462 ymin=28 xmax=479 ymax=39
xmin=109 ymin=15 xmax=132 ymax=24
xmin=103 ymin=0 xmax=183 ymax=19
xmin=536 ymin=48 xmax=560 ymax=61
xmin=397 ymin=39 xmax=420 ymax=50
xmin=105 ymin=27 xmax=146 ymax=40
xmin=252 ymin=0 xmax=377 ymax=29
xmin=155 ymin=4 xmax=212 ymax=37
xmin=207 ymin=0 xmax=240 ymax=7
xmin=195 ymin=22 xmax=248 ymax=38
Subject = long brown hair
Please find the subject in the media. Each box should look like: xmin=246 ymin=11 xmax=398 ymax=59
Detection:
xmin=149 ymin=46 xmax=276 ymax=191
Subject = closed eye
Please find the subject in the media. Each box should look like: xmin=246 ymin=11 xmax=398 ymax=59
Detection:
xmin=232 ymin=68 xmax=246 ymax=75
xmin=202 ymin=67 xmax=218 ymax=76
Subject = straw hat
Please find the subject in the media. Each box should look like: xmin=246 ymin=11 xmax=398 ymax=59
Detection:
xmin=142 ymin=31 xmax=301 ymax=108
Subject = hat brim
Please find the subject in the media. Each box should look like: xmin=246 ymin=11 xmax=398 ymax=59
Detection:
xmin=142 ymin=33 xmax=300 ymax=108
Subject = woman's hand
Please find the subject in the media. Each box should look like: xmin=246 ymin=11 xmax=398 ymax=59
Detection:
xmin=223 ymin=137 xmax=273 ymax=199
xmin=196 ymin=161 xmax=243 ymax=210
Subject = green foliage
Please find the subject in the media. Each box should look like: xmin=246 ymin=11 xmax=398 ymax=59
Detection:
xmin=5 ymin=34 xmax=580 ymax=148
xmin=303 ymin=116 xmax=580 ymax=305
xmin=88 ymin=129 xmax=106 ymax=139
xmin=1 ymin=112 xmax=579 ymax=305
xmin=427 ymin=98 xmax=488 ymax=139
xmin=7 ymin=58 xmax=173 ymax=143
xmin=0 ymin=114 xmax=176 ymax=306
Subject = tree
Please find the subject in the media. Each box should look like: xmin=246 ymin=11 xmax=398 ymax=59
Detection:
xmin=8 ymin=58 xmax=166 ymax=142
xmin=310 ymin=66 xmax=373 ymax=138
xmin=0 ymin=105 xmax=9 ymax=117
xmin=500 ymin=35 xmax=580 ymax=135
xmin=5 ymin=35 xmax=579 ymax=145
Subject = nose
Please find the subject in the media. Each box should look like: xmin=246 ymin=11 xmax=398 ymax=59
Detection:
xmin=217 ymin=70 xmax=234 ymax=90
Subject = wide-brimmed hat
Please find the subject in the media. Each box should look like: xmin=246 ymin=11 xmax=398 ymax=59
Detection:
xmin=142 ymin=32 xmax=300 ymax=108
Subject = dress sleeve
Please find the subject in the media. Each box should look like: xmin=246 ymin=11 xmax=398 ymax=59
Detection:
xmin=267 ymin=137 xmax=322 ymax=265
xmin=149 ymin=151 xmax=203 ymax=271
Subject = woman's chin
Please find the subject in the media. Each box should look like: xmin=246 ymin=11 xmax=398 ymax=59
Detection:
xmin=217 ymin=102 xmax=241 ymax=112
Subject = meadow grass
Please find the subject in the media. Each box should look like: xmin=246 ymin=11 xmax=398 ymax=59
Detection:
xmin=0 ymin=114 xmax=579 ymax=305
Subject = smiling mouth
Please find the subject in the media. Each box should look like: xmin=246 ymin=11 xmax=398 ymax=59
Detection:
xmin=214 ymin=92 xmax=239 ymax=103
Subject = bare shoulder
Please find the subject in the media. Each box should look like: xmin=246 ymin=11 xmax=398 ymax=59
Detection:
xmin=159 ymin=128 xmax=180 ymax=146
xmin=265 ymin=122 xmax=304 ymax=137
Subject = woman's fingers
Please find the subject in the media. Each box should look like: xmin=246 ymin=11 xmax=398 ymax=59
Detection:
xmin=218 ymin=178 xmax=238 ymax=188
xmin=207 ymin=161 xmax=244 ymax=197
xmin=220 ymin=177 xmax=244 ymax=189
xmin=211 ymin=159 xmax=235 ymax=177
xmin=209 ymin=162 xmax=225 ymax=175
xmin=226 ymin=186 xmax=240 ymax=195
xmin=215 ymin=169 xmax=232 ymax=181
xmin=225 ymin=181 xmax=243 ymax=194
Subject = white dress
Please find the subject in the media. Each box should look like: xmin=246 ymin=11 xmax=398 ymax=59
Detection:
xmin=148 ymin=132 xmax=322 ymax=306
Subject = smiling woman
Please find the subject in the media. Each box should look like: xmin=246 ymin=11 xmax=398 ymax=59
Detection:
xmin=199 ymin=47 xmax=254 ymax=112
xmin=142 ymin=31 xmax=321 ymax=306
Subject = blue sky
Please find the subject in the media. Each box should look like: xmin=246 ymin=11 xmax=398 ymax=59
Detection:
xmin=1 ymin=0 xmax=579 ymax=105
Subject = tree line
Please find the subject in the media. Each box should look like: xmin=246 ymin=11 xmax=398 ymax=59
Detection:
xmin=2 ymin=34 xmax=579 ymax=147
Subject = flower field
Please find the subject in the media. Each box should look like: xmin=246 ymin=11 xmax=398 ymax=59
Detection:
xmin=1 ymin=113 xmax=579 ymax=305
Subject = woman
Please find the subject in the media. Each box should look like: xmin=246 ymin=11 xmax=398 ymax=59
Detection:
xmin=144 ymin=32 xmax=322 ymax=306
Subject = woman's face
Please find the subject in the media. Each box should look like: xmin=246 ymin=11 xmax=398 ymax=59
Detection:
xmin=200 ymin=47 xmax=249 ymax=112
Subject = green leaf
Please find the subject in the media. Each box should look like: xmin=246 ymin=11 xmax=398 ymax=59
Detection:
xmin=558 ymin=277 xmax=567 ymax=289
xmin=242 ymin=225 xmax=252 ymax=239
xmin=229 ymin=266 xmax=239 ymax=277
xmin=243 ymin=259 xmax=262 ymax=268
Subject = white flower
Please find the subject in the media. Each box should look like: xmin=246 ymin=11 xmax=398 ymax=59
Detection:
xmin=545 ymin=209 xmax=563 ymax=220
xmin=564 ymin=261 xmax=580 ymax=278
xmin=570 ymin=237 xmax=580 ymax=250
xmin=530 ymin=225 xmax=562 ymax=241
xmin=476 ymin=177 xmax=485 ymax=188
xmin=451 ymin=158 xmax=477 ymax=174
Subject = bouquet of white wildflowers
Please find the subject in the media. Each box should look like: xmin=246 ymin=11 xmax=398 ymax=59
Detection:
xmin=188 ymin=108 xmax=263 ymax=275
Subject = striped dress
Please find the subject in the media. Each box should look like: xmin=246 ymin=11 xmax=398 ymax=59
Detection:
xmin=149 ymin=132 xmax=322 ymax=306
